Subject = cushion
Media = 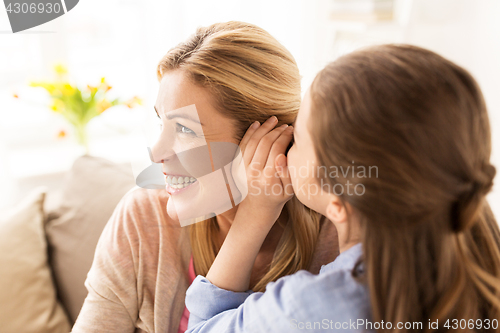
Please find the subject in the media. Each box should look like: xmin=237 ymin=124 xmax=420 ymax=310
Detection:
xmin=45 ymin=154 xmax=136 ymax=323
xmin=0 ymin=187 xmax=71 ymax=333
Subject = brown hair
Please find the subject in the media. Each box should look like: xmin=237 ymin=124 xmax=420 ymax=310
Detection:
xmin=157 ymin=21 xmax=322 ymax=291
xmin=310 ymin=44 xmax=500 ymax=331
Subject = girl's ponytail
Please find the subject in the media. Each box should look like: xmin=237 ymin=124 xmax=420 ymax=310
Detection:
xmin=452 ymin=164 xmax=496 ymax=233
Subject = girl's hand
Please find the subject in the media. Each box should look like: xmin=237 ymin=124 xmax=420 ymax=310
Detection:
xmin=205 ymin=116 xmax=294 ymax=292
xmin=238 ymin=116 xmax=294 ymax=223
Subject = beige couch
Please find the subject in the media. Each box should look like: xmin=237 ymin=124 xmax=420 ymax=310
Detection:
xmin=0 ymin=155 xmax=137 ymax=333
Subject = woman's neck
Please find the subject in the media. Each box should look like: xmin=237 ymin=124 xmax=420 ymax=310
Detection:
xmin=215 ymin=207 xmax=237 ymax=242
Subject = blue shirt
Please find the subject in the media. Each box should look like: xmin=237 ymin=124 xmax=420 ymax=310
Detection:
xmin=185 ymin=243 xmax=373 ymax=333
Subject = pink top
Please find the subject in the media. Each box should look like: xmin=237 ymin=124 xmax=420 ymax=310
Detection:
xmin=177 ymin=255 xmax=196 ymax=333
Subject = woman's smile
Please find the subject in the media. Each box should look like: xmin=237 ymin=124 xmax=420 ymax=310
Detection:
xmin=164 ymin=173 xmax=198 ymax=194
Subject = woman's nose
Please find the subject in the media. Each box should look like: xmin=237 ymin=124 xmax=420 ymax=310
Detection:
xmin=149 ymin=133 xmax=175 ymax=163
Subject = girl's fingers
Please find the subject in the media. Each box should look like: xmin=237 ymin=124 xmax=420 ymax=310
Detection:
xmin=275 ymin=154 xmax=293 ymax=198
xmin=242 ymin=116 xmax=278 ymax=166
xmin=266 ymin=126 xmax=293 ymax=170
xmin=252 ymin=124 xmax=289 ymax=168
xmin=239 ymin=121 xmax=261 ymax=155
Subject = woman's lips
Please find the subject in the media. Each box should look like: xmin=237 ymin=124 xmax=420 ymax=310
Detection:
xmin=164 ymin=173 xmax=197 ymax=194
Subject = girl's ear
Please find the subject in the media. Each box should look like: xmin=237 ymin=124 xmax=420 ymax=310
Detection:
xmin=325 ymin=196 xmax=349 ymax=224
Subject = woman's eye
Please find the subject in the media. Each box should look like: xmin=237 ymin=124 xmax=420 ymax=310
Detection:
xmin=176 ymin=123 xmax=195 ymax=135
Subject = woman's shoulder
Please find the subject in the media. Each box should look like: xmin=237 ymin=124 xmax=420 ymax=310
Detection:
xmin=120 ymin=186 xmax=169 ymax=211
xmin=97 ymin=186 xmax=188 ymax=257
xmin=82 ymin=187 xmax=190 ymax=333
xmin=115 ymin=186 xmax=179 ymax=229
xmin=94 ymin=185 xmax=190 ymax=274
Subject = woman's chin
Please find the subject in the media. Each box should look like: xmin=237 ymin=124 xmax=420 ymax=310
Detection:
xmin=166 ymin=198 xmax=179 ymax=222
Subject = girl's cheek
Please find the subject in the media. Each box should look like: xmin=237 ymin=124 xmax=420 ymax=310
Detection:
xmin=286 ymin=150 xmax=299 ymax=190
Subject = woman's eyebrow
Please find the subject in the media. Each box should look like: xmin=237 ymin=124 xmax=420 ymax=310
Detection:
xmin=165 ymin=111 xmax=203 ymax=125
xmin=155 ymin=105 xmax=204 ymax=125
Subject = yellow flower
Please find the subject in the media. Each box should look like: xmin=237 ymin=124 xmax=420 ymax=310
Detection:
xmin=54 ymin=64 xmax=68 ymax=76
xmin=133 ymin=96 xmax=143 ymax=105
xmin=13 ymin=93 xmax=19 ymax=98
xmin=87 ymin=84 xmax=98 ymax=95
xmin=96 ymin=99 xmax=112 ymax=114
xmin=125 ymin=96 xmax=143 ymax=108
xmin=50 ymin=99 xmax=65 ymax=112
xmin=98 ymin=77 xmax=112 ymax=92
xmin=30 ymin=82 xmax=57 ymax=95
xmin=57 ymin=130 xmax=67 ymax=139
xmin=61 ymin=83 xmax=74 ymax=96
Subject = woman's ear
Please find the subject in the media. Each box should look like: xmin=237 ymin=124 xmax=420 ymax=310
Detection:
xmin=325 ymin=196 xmax=348 ymax=224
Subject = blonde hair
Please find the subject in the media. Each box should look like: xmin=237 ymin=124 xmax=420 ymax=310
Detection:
xmin=157 ymin=21 xmax=322 ymax=291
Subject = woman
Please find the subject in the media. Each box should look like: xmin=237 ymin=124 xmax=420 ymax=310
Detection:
xmin=71 ymin=21 xmax=338 ymax=333
xmin=185 ymin=44 xmax=500 ymax=332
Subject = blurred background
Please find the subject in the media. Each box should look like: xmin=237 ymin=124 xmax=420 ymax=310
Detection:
xmin=1 ymin=0 xmax=499 ymax=217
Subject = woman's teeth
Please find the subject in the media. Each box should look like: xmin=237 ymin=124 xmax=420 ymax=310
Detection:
xmin=165 ymin=175 xmax=197 ymax=189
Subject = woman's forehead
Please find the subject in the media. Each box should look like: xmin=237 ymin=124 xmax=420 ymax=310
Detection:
xmin=156 ymin=71 xmax=217 ymax=118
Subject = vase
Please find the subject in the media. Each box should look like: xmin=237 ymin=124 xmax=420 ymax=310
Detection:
xmin=74 ymin=123 xmax=89 ymax=154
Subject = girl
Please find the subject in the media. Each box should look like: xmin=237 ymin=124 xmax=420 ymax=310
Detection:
xmin=72 ymin=22 xmax=338 ymax=333
xmin=184 ymin=44 xmax=500 ymax=332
